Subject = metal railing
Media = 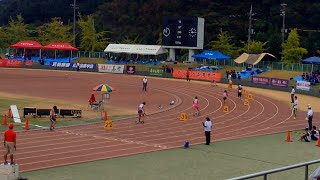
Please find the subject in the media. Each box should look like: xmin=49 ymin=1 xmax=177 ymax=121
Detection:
xmin=227 ymin=159 xmax=320 ymax=180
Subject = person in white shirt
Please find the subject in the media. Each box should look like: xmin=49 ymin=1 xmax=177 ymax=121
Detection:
xmin=142 ymin=76 xmax=148 ymax=91
xmin=76 ymin=62 xmax=80 ymax=72
xmin=307 ymin=104 xmax=313 ymax=130
xmin=193 ymin=96 xmax=200 ymax=116
xmin=293 ymin=96 xmax=298 ymax=119
xmin=299 ymin=128 xmax=311 ymax=142
xmin=237 ymin=85 xmax=243 ymax=100
xmin=137 ymin=102 xmax=146 ymax=124
xmin=290 ymin=86 xmax=295 ymax=103
xmin=202 ymin=117 xmax=212 ymax=145
xmin=311 ymin=126 xmax=319 ymax=141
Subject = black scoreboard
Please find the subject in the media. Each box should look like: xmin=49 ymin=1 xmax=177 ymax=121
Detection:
xmin=162 ymin=17 xmax=204 ymax=49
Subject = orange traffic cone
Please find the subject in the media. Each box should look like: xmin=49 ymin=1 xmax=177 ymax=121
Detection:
xmin=285 ymin=131 xmax=292 ymax=142
xmin=316 ymin=137 xmax=320 ymax=147
xmin=25 ymin=118 xmax=29 ymax=130
xmin=103 ymin=112 xmax=108 ymax=121
xmin=7 ymin=109 xmax=12 ymax=118
xmin=2 ymin=115 xmax=8 ymax=125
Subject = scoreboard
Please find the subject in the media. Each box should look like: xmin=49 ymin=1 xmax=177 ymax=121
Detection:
xmin=162 ymin=17 xmax=204 ymax=49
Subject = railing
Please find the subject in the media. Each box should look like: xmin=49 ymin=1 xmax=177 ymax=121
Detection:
xmin=227 ymin=159 xmax=320 ymax=180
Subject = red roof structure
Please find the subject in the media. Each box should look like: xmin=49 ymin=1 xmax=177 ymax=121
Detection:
xmin=10 ymin=40 xmax=43 ymax=49
xmin=43 ymin=42 xmax=78 ymax=51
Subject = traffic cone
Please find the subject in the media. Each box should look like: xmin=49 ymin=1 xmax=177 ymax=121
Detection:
xmin=25 ymin=118 xmax=29 ymax=130
xmin=285 ymin=131 xmax=292 ymax=142
xmin=2 ymin=115 xmax=8 ymax=125
xmin=7 ymin=109 xmax=12 ymax=118
xmin=103 ymin=112 xmax=108 ymax=121
xmin=316 ymin=137 xmax=320 ymax=147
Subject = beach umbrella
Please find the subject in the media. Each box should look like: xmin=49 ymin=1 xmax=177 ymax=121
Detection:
xmin=92 ymin=84 xmax=115 ymax=92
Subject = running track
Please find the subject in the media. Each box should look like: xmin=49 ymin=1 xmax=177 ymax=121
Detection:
xmin=0 ymin=68 xmax=317 ymax=172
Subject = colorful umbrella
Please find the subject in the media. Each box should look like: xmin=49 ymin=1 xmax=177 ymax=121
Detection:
xmin=93 ymin=84 xmax=114 ymax=92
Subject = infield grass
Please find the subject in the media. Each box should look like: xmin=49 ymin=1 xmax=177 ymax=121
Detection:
xmin=21 ymin=131 xmax=320 ymax=180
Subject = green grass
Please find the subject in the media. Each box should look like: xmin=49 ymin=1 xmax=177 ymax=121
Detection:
xmin=257 ymin=70 xmax=302 ymax=80
xmin=21 ymin=131 xmax=320 ymax=180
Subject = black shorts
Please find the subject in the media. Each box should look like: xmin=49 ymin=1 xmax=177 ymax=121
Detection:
xmin=311 ymin=135 xmax=318 ymax=141
xmin=223 ymin=97 xmax=227 ymax=100
xmin=238 ymin=92 xmax=242 ymax=97
xmin=50 ymin=116 xmax=56 ymax=122
xmin=304 ymin=136 xmax=310 ymax=142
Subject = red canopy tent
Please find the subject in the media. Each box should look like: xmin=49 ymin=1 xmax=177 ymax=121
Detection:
xmin=43 ymin=42 xmax=78 ymax=59
xmin=43 ymin=42 xmax=78 ymax=51
xmin=10 ymin=40 xmax=43 ymax=49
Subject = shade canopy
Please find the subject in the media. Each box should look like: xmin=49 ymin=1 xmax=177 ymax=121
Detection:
xmin=104 ymin=44 xmax=168 ymax=55
xmin=93 ymin=84 xmax=115 ymax=92
xmin=192 ymin=50 xmax=231 ymax=60
xmin=301 ymin=56 xmax=320 ymax=64
xmin=234 ymin=53 xmax=276 ymax=65
xmin=44 ymin=42 xmax=78 ymax=51
xmin=10 ymin=40 xmax=43 ymax=50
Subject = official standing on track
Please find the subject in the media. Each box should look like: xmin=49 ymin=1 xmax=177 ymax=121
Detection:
xmin=202 ymin=117 xmax=212 ymax=145
xmin=293 ymin=96 xmax=298 ymax=119
xmin=307 ymin=104 xmax=313 ymax=130
xmin=290 ymin=86 xmax=295 ymax=103
xmin=4 ymin=124 xmax=16 ymax=165
xmin=142 ymin=76 xmax=148 ymax=91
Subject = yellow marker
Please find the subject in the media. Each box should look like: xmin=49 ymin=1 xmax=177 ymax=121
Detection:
xmin=244 ymin=99 xmax=249 ymax=106
xmin=104 ymin=120 xmax=113 ymax=130
xmin=223 ymin=105 xmax=229 ymax=113
xmin=243 ymin=89 xmax=247 ymax=94
xmin=248 ymin=94 xmax=253 ymax=100
xmin=180 ymin=113 xmax=188 ymax=121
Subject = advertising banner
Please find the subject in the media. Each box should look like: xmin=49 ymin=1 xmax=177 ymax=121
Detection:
xmin=0 ymin=59 xmax=23 ymax=67
xmin=126 ymin=66 xmax=135 ymax=74
xmin=50 ymin=62 xmax=96 ymax=70
xmin=98 ymin=64 xmax=124 ymax=74
xmin=149 ymin=67 xmax=164 ymax=76
xmin=296 ymin=81 xmax=311 ymax=91
xmin=173 ymin=69 xmax=221 ymax=82
xmin=270 ymin=78 xmax=289 ymax=88
xmin=25 ymin=60 xmax=33 ymax=66
xmin=251 ymin=76 xmax=270 ymax=85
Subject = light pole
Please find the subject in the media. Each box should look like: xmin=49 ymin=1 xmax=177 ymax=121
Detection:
xmin=70 ymin=0 xmax=77 ymax=46
xmin=280 ymin=3 xmax=287 ymax=44
xmin=248 ymin=4 xmax=253 ymax=43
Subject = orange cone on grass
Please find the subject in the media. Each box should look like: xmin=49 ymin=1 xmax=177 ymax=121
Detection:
xmin=316 ymin=137 xmax=320 ymax=147
xmin=7 ymin=108 xmax=12 ymax=118
xmin=285 ymin=131 xmax=292 ymax=142
xmin=25 ymin=118 xmax=29 ymax=130
xmin=2 ymin=115 xmax=8 ymax=125
xmin=103 ymin=112 xmax=108 ymax=121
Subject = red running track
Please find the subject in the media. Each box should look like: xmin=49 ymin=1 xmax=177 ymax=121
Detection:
xmin=0 ymin=68 xmax=316 ymax=172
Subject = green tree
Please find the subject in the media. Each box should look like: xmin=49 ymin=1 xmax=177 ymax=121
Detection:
xmin=78 ymin=15 xmax=110 ymax=51
xmin=281 ymin=29 xmax=308 ymax=63
xmin=1 ymin=15 xmax=30 ymax=45
xmin=37 ymin=17 xmax=73 ymax=45
xmin=208 ymin=30 xmax=238 ymax=58
xmin=118 ymin=35 xmax=141 ymax=44
xmin=241 ymin=40 xmax=268 ymax=54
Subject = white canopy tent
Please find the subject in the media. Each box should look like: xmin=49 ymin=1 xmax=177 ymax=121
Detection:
xmin=104 ymin=44 xmax=168 ymax=55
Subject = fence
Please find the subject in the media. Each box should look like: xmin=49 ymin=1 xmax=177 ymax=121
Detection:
xmin=227 ymin=159 xmax=320 ymax=180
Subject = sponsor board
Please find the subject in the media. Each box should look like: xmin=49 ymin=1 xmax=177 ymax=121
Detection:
xmin=270 ymin=78 xmax=289 ymax=88
xmin=173 ymin=69 xmax=221 ymax=82
xmin=50 ymin=62 xmax=96 ymax=69
xmin=251 ymin=76 xmax=270 ymax=85
xmin=149 ymin=67 xmax=164 ymax=76
xmin=0 ymin=59 xmax=23 ymax=67
xmin=25 ymin=60 xmax=33 ymax=66
xmin=98 ymin=64 xmax=124 ymax=74
xmin=296 ymin=81 xmax=311 ymax=91
xmin=126 ymin=66 xmax=135 ymax=74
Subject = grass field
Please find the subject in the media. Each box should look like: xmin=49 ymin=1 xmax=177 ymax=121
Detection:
xmin=21 ymin=131 xmax=320 ymax=180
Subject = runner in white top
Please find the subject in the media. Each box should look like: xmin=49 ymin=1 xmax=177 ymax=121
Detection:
xmin=293 ymin=96 xmax=298 ymax=119
xmin=137 ymin=102 xmax=146 ymax=123
xmin=193 ymin=96 xmax=200 ymax=116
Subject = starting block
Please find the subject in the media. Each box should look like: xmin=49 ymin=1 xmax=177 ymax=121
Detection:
xmin=223 ymin=105 xmax=229 ymax=113
xmin=0 ymin=163 xmax=19 ymax=180
xmin=248 ymin=94 xmax=253 ymax=100
xmin=244 ymin=99 xmax=249 ymax=106
xmin=180 ymin=113 xmax=188 ymax=121
xmin=104 ymin=120 xmax=113 ymax=130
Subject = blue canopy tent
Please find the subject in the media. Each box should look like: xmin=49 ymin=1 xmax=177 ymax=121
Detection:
xmin=301 ymin=56 xmax=320 ymax=72
xmin=192 ymin=50 xmax=231 ymax=69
